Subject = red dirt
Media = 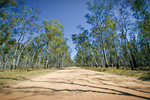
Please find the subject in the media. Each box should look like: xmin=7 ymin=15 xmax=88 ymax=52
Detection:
xmin=0 ymin=67 xmax=150 ymax=100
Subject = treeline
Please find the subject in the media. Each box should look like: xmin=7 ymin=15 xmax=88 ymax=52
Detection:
xmin=0 ymin=0 xmax=73 ymax=71
xmin=72 ymin=0 xmax=150 ymax=70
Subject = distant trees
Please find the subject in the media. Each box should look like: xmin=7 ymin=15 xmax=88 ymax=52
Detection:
xmin=129 ymin=0 xmax=150 ymax=67
xmin=1 ymin=0 xmax=149 ymax=71
xmin=42 ymin=20 xmax=72 ymax=68
xmin=0 ymin=0 xmax=73 ymax=71
xmin=72 ymin=0 xmax=150 ymax=70
xmin=72 ymin=28 xmax=92 ymax=66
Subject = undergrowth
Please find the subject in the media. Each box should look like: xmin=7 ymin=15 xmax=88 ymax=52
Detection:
xmin=80 ymin=66 xmax=150 ymax=81
xmin=0 ymin=67 xmax=64 ymax=89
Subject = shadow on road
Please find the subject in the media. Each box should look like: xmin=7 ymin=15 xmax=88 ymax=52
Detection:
xmin=1 ymin=79 xmax=149 ymax=100
xmin=0 ymin=67 xmax=150 ymax=100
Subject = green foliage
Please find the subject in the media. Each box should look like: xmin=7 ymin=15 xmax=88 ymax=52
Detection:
xmin=0 ymin=0 xmax=73 ymax=71
xmin=42 ymin=20 xmax=72 ymax=68
xmin=72 ymin=0 xmax=150 ymax=70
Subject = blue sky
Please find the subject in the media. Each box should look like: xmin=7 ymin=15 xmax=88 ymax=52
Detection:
xmin=25 ymin=0 xmax=92 ymax=60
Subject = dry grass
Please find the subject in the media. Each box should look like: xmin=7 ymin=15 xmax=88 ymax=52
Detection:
xmin=0 ymin=67 xmax=65 ymax=89
xmin=80 ymin=66 xmax=150 ymax=81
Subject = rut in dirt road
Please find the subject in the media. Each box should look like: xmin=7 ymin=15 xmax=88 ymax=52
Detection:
xmin=0 ymin=67 xmax=150 ymax=100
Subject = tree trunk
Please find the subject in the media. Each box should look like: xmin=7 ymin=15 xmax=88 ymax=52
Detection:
xmin=11 ymin=39 xmax=22 ymax=70
xmin=124 ymin=39 xmax=134 ymax=70
xmin=147 ymin=42 xmax=150 ymax=54
xmin=131 ymin=54 xmax=137 ymax=68
xmin=31 ymin=53 xmax=36 ymax=69
xmin=103 ymin=46 xmax=109 ymax=68
xmin=11 ymin=45 xmax=18 ymax=70
xmin=45 ymin=49 xmax=49 ymax=69
xmin=15 ymin=42 xmax=29 ymax=69
xmin=100 ymin=50 xmax=103 ymax=68
xmin=38 ymin=53 xmax=41 ymax=67
xmin=57 ymin=53 xmax=60 ymax=68
xmin=0 ymin=59 xmax=1 ymax=69
xmin=12 ymin=37 xmax=31 ymax=70
xmin=91 ymin=52 xmax=98 ymax=68
xmin=62 ymin=53 xmax=65 ymax=67
xmin=115 ymin=50 xmax=119 ymax=69
xmin=3 ymin=54 xmax=8 ymax=72
xmin=100 ymin=31 xmax=109 ymax=68
xmin=26 ymin=58 xmax=29 ymax=69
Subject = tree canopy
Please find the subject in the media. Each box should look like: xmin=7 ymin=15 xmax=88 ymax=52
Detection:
xmin=72 ymin=0 xmax=150 ymax=70
xmin=0 ymin=0 xmax=73 ymax=71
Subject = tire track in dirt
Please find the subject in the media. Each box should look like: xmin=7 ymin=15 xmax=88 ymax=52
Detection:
xmin=0 ymin=67 xmax=150 ymax=100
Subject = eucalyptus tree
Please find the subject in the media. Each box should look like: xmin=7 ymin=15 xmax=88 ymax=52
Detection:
xmin=112 ymin=0 xmax=144 ymax=70
xmin=72 ymin=0 xmax=149 ymax=69
xmin=0 ymin=0 xmax=40 ymax=70
xmin=84 ymin=0 xmax=117 ymax=68
xmin=42 ymin=20 xmax=65 ymax=68
xmin=51 ymin=36 xmax=64 ymax=67
xmin=128 ymin=0 xmax=150 ymax=67
xmin=49 ymin=28 xmax=72 ymax=67
xmin=62 ymin=45 xmax=73 ymax=66
xmin=33 ymin=36 xmax=45 ymax=67
xmin=24 ymin=35 xmax=44 ymax=69
xmin=0 ymin=0 xmax=17 ymax=71
xmin=11 ymin=6 xmax=40 ymax=70
xmin=72 ymin=0 xmax=119 ymax=68
xmin=104 ymin=17 xmax=119 ymax=68
xmin=1 ymin=0 xmax=73 ymax=70
xmin=0 ymin=0 xmax=17 ymax=19
xmin=72 ymin=29 xmax=93 ymax=66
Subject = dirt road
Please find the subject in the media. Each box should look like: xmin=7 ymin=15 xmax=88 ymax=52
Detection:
xmin=0 ymin=67 xmax=150 ymax=100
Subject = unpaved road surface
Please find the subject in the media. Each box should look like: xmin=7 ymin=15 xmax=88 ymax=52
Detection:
xmin=0 ymin=67 xmax=150 ymax=100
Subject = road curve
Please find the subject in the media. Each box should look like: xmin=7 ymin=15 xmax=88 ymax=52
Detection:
xmin=0 ymin=67 xmax=150 ymax=100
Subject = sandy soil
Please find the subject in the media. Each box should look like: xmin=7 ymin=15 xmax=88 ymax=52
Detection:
xmin=0 ymin=67 xmax=150 ymax=100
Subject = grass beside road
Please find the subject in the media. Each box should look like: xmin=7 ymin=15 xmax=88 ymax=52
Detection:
xmin=0 ymin=67 xmax=64 ymax=89
xmin=80 ymin=66 xmax=150 ymax=81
